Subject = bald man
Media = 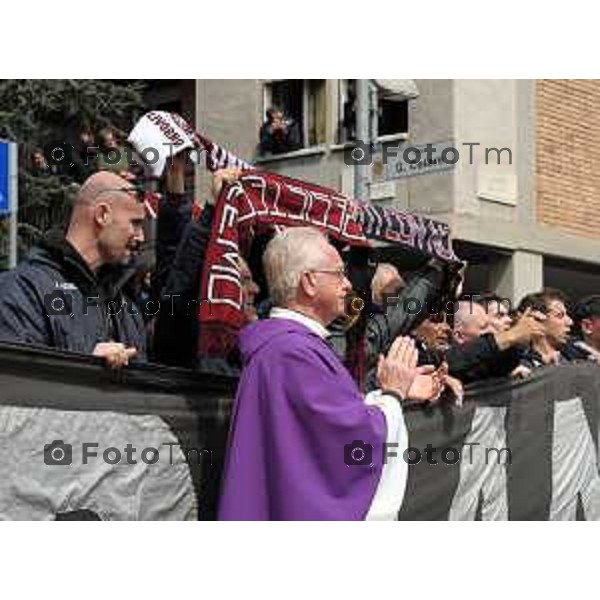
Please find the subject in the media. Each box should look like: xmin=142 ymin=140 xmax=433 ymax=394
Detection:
xmin=444 ymin=299 xmax=545 ymax=384
xmin=0 ymin=172 xmax=148 ymax=368
xmin=452 ymin=301 xmax=489 ymax=345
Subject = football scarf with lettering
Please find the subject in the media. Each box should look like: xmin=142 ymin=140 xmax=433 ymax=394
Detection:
xmin=128 ymin=112 xmax=459 ymax=360
xmin=198 ymin=169 xmax=459 ymax=357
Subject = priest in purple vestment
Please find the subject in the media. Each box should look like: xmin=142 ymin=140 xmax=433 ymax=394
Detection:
xmin=218 ymin=227 xmax=441 ymax=520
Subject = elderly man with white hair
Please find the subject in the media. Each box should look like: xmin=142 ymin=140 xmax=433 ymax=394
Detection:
xmin=218 ymin=227 xmax=442 ymax=521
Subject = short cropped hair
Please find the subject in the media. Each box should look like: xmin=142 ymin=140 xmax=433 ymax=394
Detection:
xmin=574 ymin=295 xmax=600 ymax=320
xmin=572 ymin=295 xmax=600 ymax=334
xmin=265 ymin=106 xmax=282 ymax=122
xmin=518 ymin=288 xmax=569 ymax=315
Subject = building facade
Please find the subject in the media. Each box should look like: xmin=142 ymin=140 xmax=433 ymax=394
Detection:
xmin=183 ymin=79 xmax=600 ymax=305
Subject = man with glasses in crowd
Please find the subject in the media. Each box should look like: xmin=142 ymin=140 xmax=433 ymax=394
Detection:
xmin=0 ymin=171 xmax=148 ymax=368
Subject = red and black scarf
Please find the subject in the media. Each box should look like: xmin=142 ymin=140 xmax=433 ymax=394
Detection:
xmin=198 ymin=169 xmax=459 ymax=358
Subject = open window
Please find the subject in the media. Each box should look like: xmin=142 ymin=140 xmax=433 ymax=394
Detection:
xmin=338 ymin=79 xmax=357 ymax=143
xmin=261 ymin=80 xmax=326 ymax=154
xmin=337 ymin=79 xmax=415 ymax=143
xmin=378 ymin=95 xmax=409 ymax=137
xmin=374 ymin=79 xmax=416 ymax=137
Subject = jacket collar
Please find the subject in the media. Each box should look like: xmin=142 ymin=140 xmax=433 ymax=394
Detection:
xmin=38 ymin=233 xmax=137 ymax=300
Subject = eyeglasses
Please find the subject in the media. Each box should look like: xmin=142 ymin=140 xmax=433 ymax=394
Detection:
xmin=308 ymin=268 xmax=349 ymax=282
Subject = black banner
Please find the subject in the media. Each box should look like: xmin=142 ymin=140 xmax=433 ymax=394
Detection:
xmin=399 ymin=363 xmax=600 ymax=520
xmin=0 ymin=342 xmax=599 ymax=520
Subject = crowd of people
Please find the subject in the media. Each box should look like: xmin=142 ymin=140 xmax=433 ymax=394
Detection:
xmin=32 ymin=124 xmax=136 ymax=184
xmin=2 ymin=133 xmax=600 ymax=520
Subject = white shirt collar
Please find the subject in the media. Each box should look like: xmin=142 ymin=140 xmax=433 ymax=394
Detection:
xmin=270 ymin=307 xmax=329 ymax=339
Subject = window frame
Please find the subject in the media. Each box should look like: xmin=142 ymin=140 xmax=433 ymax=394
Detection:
xmin=262 ymin=79 xmax=327 ymax=151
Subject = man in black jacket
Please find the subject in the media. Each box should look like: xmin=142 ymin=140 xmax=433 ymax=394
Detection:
xmin=152 ymin=164 xmax=259 ymax=373
xmin=410 ymin=300 xmax=546 ymax=384
xmin=0 ymin=171 xmax=147 ymax=368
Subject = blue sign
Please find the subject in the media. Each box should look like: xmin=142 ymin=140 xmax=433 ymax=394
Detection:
xmin=0 ymin=142 xmax=9 ymax=215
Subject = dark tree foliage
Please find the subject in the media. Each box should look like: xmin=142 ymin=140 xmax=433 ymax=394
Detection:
xmin=0 ymin=79 xmax=146 ymax=264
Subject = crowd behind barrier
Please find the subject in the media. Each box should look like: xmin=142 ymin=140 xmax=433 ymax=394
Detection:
xmin=0 ymin=343 xmax=598 ymax=520
xmin=0 ymin=111 xmax=599 ymax=519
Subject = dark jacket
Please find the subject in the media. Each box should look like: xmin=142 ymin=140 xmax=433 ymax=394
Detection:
xmin=519 ymin=343 xmax=577 ymax=370
xmin=151 ymin=195 xmax=244 ymax=376
xmin=258 ymin=120 xmax=302 ymax=155
xmin=334 ymin=264 xmax=446 ymax=362
xmin=364 ymin=263 xmax=445 ymax=361
xmin=446 ymin=333 xmax=521 ymax=384
xmin=355 ymin=264 xmax=446 ymax=391
xmin=153 ymin=192 xmax=194 ymax=302
xmin=411 ymin=333 xmax=521 ymax=386
xmin=152 ymin=201 xmax=217 ymax=369
xmin=562 ymin=338 xmax=596 ymax=362
xmin=0 ymin=235 xmax=147 ymax=358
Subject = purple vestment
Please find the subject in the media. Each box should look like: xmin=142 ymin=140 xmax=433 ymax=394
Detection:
xmin=218 ymin=318 xmax=389 ymax=520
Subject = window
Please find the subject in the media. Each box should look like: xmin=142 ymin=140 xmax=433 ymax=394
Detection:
xmin=378 ymin=96 xmax=409 ymax=137
xmin=337 ymin=79 xmax=411 ymax=143
xmin=338 ymin=79 xmax=357 ymax=143
xmin=306 ymin=80 xmax=327 ymax=147
xmin=262 ymin=80 xmax=327 ymax=152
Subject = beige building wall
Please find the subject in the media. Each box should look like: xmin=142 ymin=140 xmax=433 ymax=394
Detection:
xmin=189 ymin=79 xmax=600 ymax=301
xmin=536 ymin=79 xmax=600 ymax=240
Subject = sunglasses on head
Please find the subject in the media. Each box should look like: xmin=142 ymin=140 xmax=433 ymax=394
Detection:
xmin=93 ymin=186 xmax=144 ymax=202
